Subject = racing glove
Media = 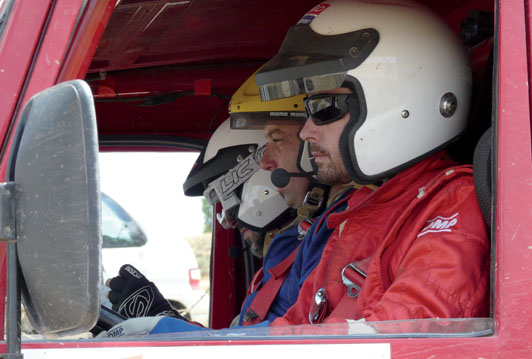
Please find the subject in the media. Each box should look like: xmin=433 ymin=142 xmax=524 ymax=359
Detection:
xmin=107 ymin=264 xmax=188 ymax=321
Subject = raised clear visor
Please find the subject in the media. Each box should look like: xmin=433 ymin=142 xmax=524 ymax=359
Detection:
xmin=230 ymin=111 xmax=306 ymax=129
xmin=138 ymin=318 xmax=492 ymax=341
xmin=255 ymin=25 xmax=379 ymax=101
xmin=258 ymin=73 xmax=346 ymax=102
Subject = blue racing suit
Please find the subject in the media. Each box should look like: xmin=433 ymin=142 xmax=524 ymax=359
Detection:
xmin=256 ymin=189 xmax=352 ymax=322
xmin=238 ymin=226 xmax=301 ymax=325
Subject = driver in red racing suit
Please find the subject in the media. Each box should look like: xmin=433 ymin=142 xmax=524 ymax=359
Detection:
xmin=253 ymin=0 xmax=490 ymax=326
xmin=273 ymin=152 xmax=489 ymax=325
xmin=99 ymin=0 xmax=490 ymax=337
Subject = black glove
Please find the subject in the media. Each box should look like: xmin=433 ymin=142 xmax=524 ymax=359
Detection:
xmin=107 ymin=264 xmax=188 ymax=321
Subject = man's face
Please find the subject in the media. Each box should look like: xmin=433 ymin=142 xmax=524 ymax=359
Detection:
xmin=299 ymin=88 xmax=351 ymax=186
xmin=260 ymin=123 xmax=309 ymax=208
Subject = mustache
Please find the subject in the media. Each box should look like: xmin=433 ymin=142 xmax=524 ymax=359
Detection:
xmin=309 ymin=143 xmax=330 ymax=157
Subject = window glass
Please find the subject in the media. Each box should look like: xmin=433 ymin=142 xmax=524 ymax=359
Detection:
xmin=101 ymin=192 xmax=148 ymax=248
xmin=99 ymin=151 xmax=210 ymax=326
xmin=94 ymin=151 xmax=493 ymax=341
xmin=21 ymin=151 xmax=211 ymax=339
xmin=0 ymin=0 xmax=15 ymax=41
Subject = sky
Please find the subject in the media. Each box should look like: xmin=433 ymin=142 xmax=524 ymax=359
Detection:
xmin=98 ymin=152 xmax=206 ymax=242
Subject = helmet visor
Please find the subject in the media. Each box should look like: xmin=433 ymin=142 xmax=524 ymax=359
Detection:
xmin=230 ymin=111 xmax=306 ymax=129
xmin=258 ymin=73 xmax=346 ymax=102
xmin=255 ymin=25 xmax=379 ymax=101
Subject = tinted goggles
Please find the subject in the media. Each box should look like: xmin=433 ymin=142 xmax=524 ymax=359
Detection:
xmin=304 ymin=93 xmax=358 ymax=125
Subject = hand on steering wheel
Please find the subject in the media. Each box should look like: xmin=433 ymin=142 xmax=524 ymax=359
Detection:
xmin=106 ymin=264 xmax=188 ymax=320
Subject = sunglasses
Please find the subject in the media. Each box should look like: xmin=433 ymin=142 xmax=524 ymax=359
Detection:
xmin=304 ymin=93 xmax=358 ymax=125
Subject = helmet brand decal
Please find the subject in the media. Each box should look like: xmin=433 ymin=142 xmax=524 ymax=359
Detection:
xmin=297 ymin=2 xmax=330 ymax=25
xmin=298 ymin=15 xmax=317 ymax=25
xmin=417 ymin=212 xmax=459 ymax=237
xmin=220 ymin=158 xmax=255 ymax=194
xmin=269 ymin=111 xmax=307 ymax=118
xmin=203 ymin=145 xmax=265 ymax=211
xmin=307 ymin=3 xmax=330 ymax=15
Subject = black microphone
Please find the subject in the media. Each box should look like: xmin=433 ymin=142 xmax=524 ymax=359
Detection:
xmin=271 ymin=168 xmax=314 ymax=188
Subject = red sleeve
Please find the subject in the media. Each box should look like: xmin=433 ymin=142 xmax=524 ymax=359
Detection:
xmin=364 ymin=180 xmax=490 ymax=321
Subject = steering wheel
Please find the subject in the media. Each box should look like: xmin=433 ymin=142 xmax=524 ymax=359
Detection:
xmin=90 ymin=305 xmax=127 ymax=336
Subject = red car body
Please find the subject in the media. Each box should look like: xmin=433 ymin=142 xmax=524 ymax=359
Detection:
xmin=1 ymin=0 xmax=531 ymax=357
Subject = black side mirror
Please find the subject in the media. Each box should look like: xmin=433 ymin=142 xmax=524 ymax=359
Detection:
xmin=2 ymin=80 xmax=101 ymax=337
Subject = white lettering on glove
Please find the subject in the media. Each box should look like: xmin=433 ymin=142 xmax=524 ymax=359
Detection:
xmin=118 ymin=285 xmax=155 ymax=318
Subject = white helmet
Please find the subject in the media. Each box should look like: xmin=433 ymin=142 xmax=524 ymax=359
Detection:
xmin=184 ymin=119 xmax=291 ymax=231
xmin=256 ymin=0 xmax=471 ymax=184
xmin=183 ymin=119 xmax=262 ymax=196
xmin=232 ymin=167 xmax=291 ymax=231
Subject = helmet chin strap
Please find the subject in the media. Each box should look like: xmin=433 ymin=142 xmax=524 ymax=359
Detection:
xmin=271 ymin=168 xmax=314 ymax=188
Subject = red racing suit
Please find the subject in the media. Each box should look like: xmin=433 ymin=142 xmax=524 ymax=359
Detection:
xmin=272 ymin=152 xmax=489 ymax=325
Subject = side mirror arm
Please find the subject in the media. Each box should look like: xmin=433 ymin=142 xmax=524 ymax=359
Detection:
xmin=4 ymin=242 xmax=23 ymax=359
xmin=0 ymin=182 xmax=22 ymax=359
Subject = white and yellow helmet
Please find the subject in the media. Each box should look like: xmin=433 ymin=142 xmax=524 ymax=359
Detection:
xmin=230 ymin=66 xmax=319 ymax=183
xmin=230 ymin=65 xmax=307 ymax=130
xmin=256 ymin=0 xmax=471 ymax=184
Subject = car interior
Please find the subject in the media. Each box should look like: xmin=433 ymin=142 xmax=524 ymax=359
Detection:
xmin=55 ymin=0 xmax=499 ymax=339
